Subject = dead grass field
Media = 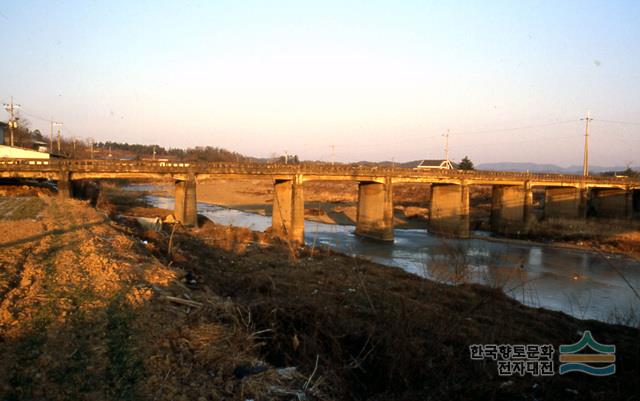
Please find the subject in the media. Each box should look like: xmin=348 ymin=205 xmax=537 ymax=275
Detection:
xmin=1 ymin=185 xmax=636 ymax=400
xmin=0 ymin=192 xmax=318 ymax=401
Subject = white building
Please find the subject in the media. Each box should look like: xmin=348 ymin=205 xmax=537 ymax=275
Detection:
xmin=415 ymin=159 xmax=456 ymax=170
xmin=0 ymin=144 xmax=50 ymax=159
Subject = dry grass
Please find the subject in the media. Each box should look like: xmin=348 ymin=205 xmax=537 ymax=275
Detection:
xmin=0 ymin=191 xmax=324 ymax=401
xmin=139 ymin=220 xmax=640 ymax=401
xmin=526 ymin=217 xmax=640 ymax=257
xmin=1 ymin=186 xmax=638 ymax=400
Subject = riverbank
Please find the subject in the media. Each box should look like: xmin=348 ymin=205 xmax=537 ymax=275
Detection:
xmin=115 ymin=185 xmax=640 ymax=399
xmin=0 ymin=187 xmax=320 ymax=401
xmin=128 ymin=180 xmax=640 ymax=259
xmin=1 ymin=184 xmax=639 ymax=400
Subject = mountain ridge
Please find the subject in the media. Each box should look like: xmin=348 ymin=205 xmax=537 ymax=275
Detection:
xmin=350 ymin=160 xmax=638 ymax=173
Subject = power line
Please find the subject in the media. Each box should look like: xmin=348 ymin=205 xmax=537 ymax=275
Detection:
xmin=450 ymin=119 xmax=580 ymax=136
xmin=17 ymin=109 xmax=52 ymax=123
xmin=449 ymin=134 xmax=581 ymax=149
xmin=347 ymin=120 xmax=581 ymax=152
xmin=594 ymin=119 xmax=640 ymax=126
xmin=290 ymin=119 xmax=581 ymax=156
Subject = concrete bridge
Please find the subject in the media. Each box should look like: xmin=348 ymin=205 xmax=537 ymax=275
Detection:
xmin=1 ymin=159 xmax=639 ymax=242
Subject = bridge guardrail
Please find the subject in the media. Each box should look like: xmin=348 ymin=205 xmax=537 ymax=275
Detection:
xmin=0 ymin=159 xmax=638 ymax=186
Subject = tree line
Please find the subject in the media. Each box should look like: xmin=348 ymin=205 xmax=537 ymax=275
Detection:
xmin=2 ymin=118 xmax=308 ymax=162
xmin=95 ymin=141 xmax=250 ymax=162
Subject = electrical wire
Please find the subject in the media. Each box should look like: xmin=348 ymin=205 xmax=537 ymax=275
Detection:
xmin=450 ymin=119 xmax=580 ymax=136
xmin=9 ymin=105 xmax=640 ymax=159
xmin=595 ymin=119 xmax=640 ymax=126
xmin=16 ymin=108 xmax=53 ymax=123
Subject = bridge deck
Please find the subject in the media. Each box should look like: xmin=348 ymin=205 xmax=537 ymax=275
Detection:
xmin=0 ymin=159 xmax=638 ymax=189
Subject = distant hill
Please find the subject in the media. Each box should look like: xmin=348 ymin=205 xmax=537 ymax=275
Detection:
xmin=344 ymin=160 xmax=638 ymax=174
xmin=353 ymin=160 xmax=423 ymax=168
xmin=476 ymin=162 xmax=639 ymax=174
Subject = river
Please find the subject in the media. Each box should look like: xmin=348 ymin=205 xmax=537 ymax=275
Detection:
xmin=136 ymin=190 xmax=640 ymax=325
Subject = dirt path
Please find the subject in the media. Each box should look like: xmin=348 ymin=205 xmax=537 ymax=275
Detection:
xmin=0 ymin=197 xmax=164 ymax=399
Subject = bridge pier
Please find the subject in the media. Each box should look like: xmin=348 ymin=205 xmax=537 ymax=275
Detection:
xmin=355 ymin=179 xmax=394 ymax=241
xmin=175 ymin=174 xmax=197 ymax=227
xmin=524 ymin=181 xmax=535 ymax=228
xmin=544 ymin=187 xmax=585 ymax=219
xmin=490 ymin=185 xmax=528 ymax=234
xmin=591 ymin=188 xmax=633 ymax=219
xmin=272 ymin=175 xmax=304 ymax=243
xmin=429 ymin=183 xmax=469 ymax=237
xmin=57 ymin=170 xmax=72 ymax=199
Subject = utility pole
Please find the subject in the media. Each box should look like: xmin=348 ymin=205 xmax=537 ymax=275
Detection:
xmin=3 ymin=97 xmax=20 ymax=147
xmin=50 ymin=121 xmax=62 ymax=153
xmin=88 ymin=138 xmax=94 ymax=160
xmin=153 ymin=145 xmax=156 ymax=160
xmin=443 ymin=129 xmax=450 ymax=161
xmin=56 ymin=122 xmax=63 ymax=153
xmin=581 ymin=111 xmax=593 ymax=177
xmin=330 ymin=145 xmax=335 ymax=165
xmin=284 ymin=150 xmax=288 ymax=164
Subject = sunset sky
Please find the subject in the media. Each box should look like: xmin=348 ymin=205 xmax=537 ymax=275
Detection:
xmin=1 ymin=1 xmax=639 ymax=165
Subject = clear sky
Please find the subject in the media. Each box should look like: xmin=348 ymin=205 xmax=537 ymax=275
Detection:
xmin=1 ymin=0 xmax=639 ymax=166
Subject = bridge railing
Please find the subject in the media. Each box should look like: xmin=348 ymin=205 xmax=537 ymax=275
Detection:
xmin=0 ymin=158 xmax=55 ymax=169
xmin=0 ymin=159 xmax=638 ymax=185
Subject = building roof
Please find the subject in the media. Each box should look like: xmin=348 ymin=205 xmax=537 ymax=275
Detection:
xmin=418 ymin=159 xmax=448 ymax=167
xmin=416 ymin=159 xmax=458 ymax=169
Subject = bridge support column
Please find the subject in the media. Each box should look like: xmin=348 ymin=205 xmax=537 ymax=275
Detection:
xmin=57 ymin=170 xmax=72 ymax=199
xmin=355 ymin=178 xmax=394 ymax=241
xmin=429 ymin=183 xmax=469 ymax=237
xmin=490 ymin=185 xmax=528 ymax=234
xmin=524 ymin=181 xmax=535 ymax=229
xmin=544 ymin=187 xmax=583 ymax=219
xmin=591 ymin=188 xmax=633 ymax=219
xmin=175 ymin=174 xmax=197 ymax=227
xmin=272 ymin=175 xmax=304 ymax=243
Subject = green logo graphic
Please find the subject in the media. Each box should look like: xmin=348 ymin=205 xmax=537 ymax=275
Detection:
xmin=559 ymin=331 xmax=615 ymax=376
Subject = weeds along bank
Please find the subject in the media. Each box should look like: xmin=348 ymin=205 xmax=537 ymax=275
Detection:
xmin=0 ymin=186 xmax=638 ymax=400
xmin=522 ymin=217 xmax=640 ymax=258
xmin=0 ymin=189 xmax=326 ymax=401
xmin=112 ymin=187 xmax=640 ymax=399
